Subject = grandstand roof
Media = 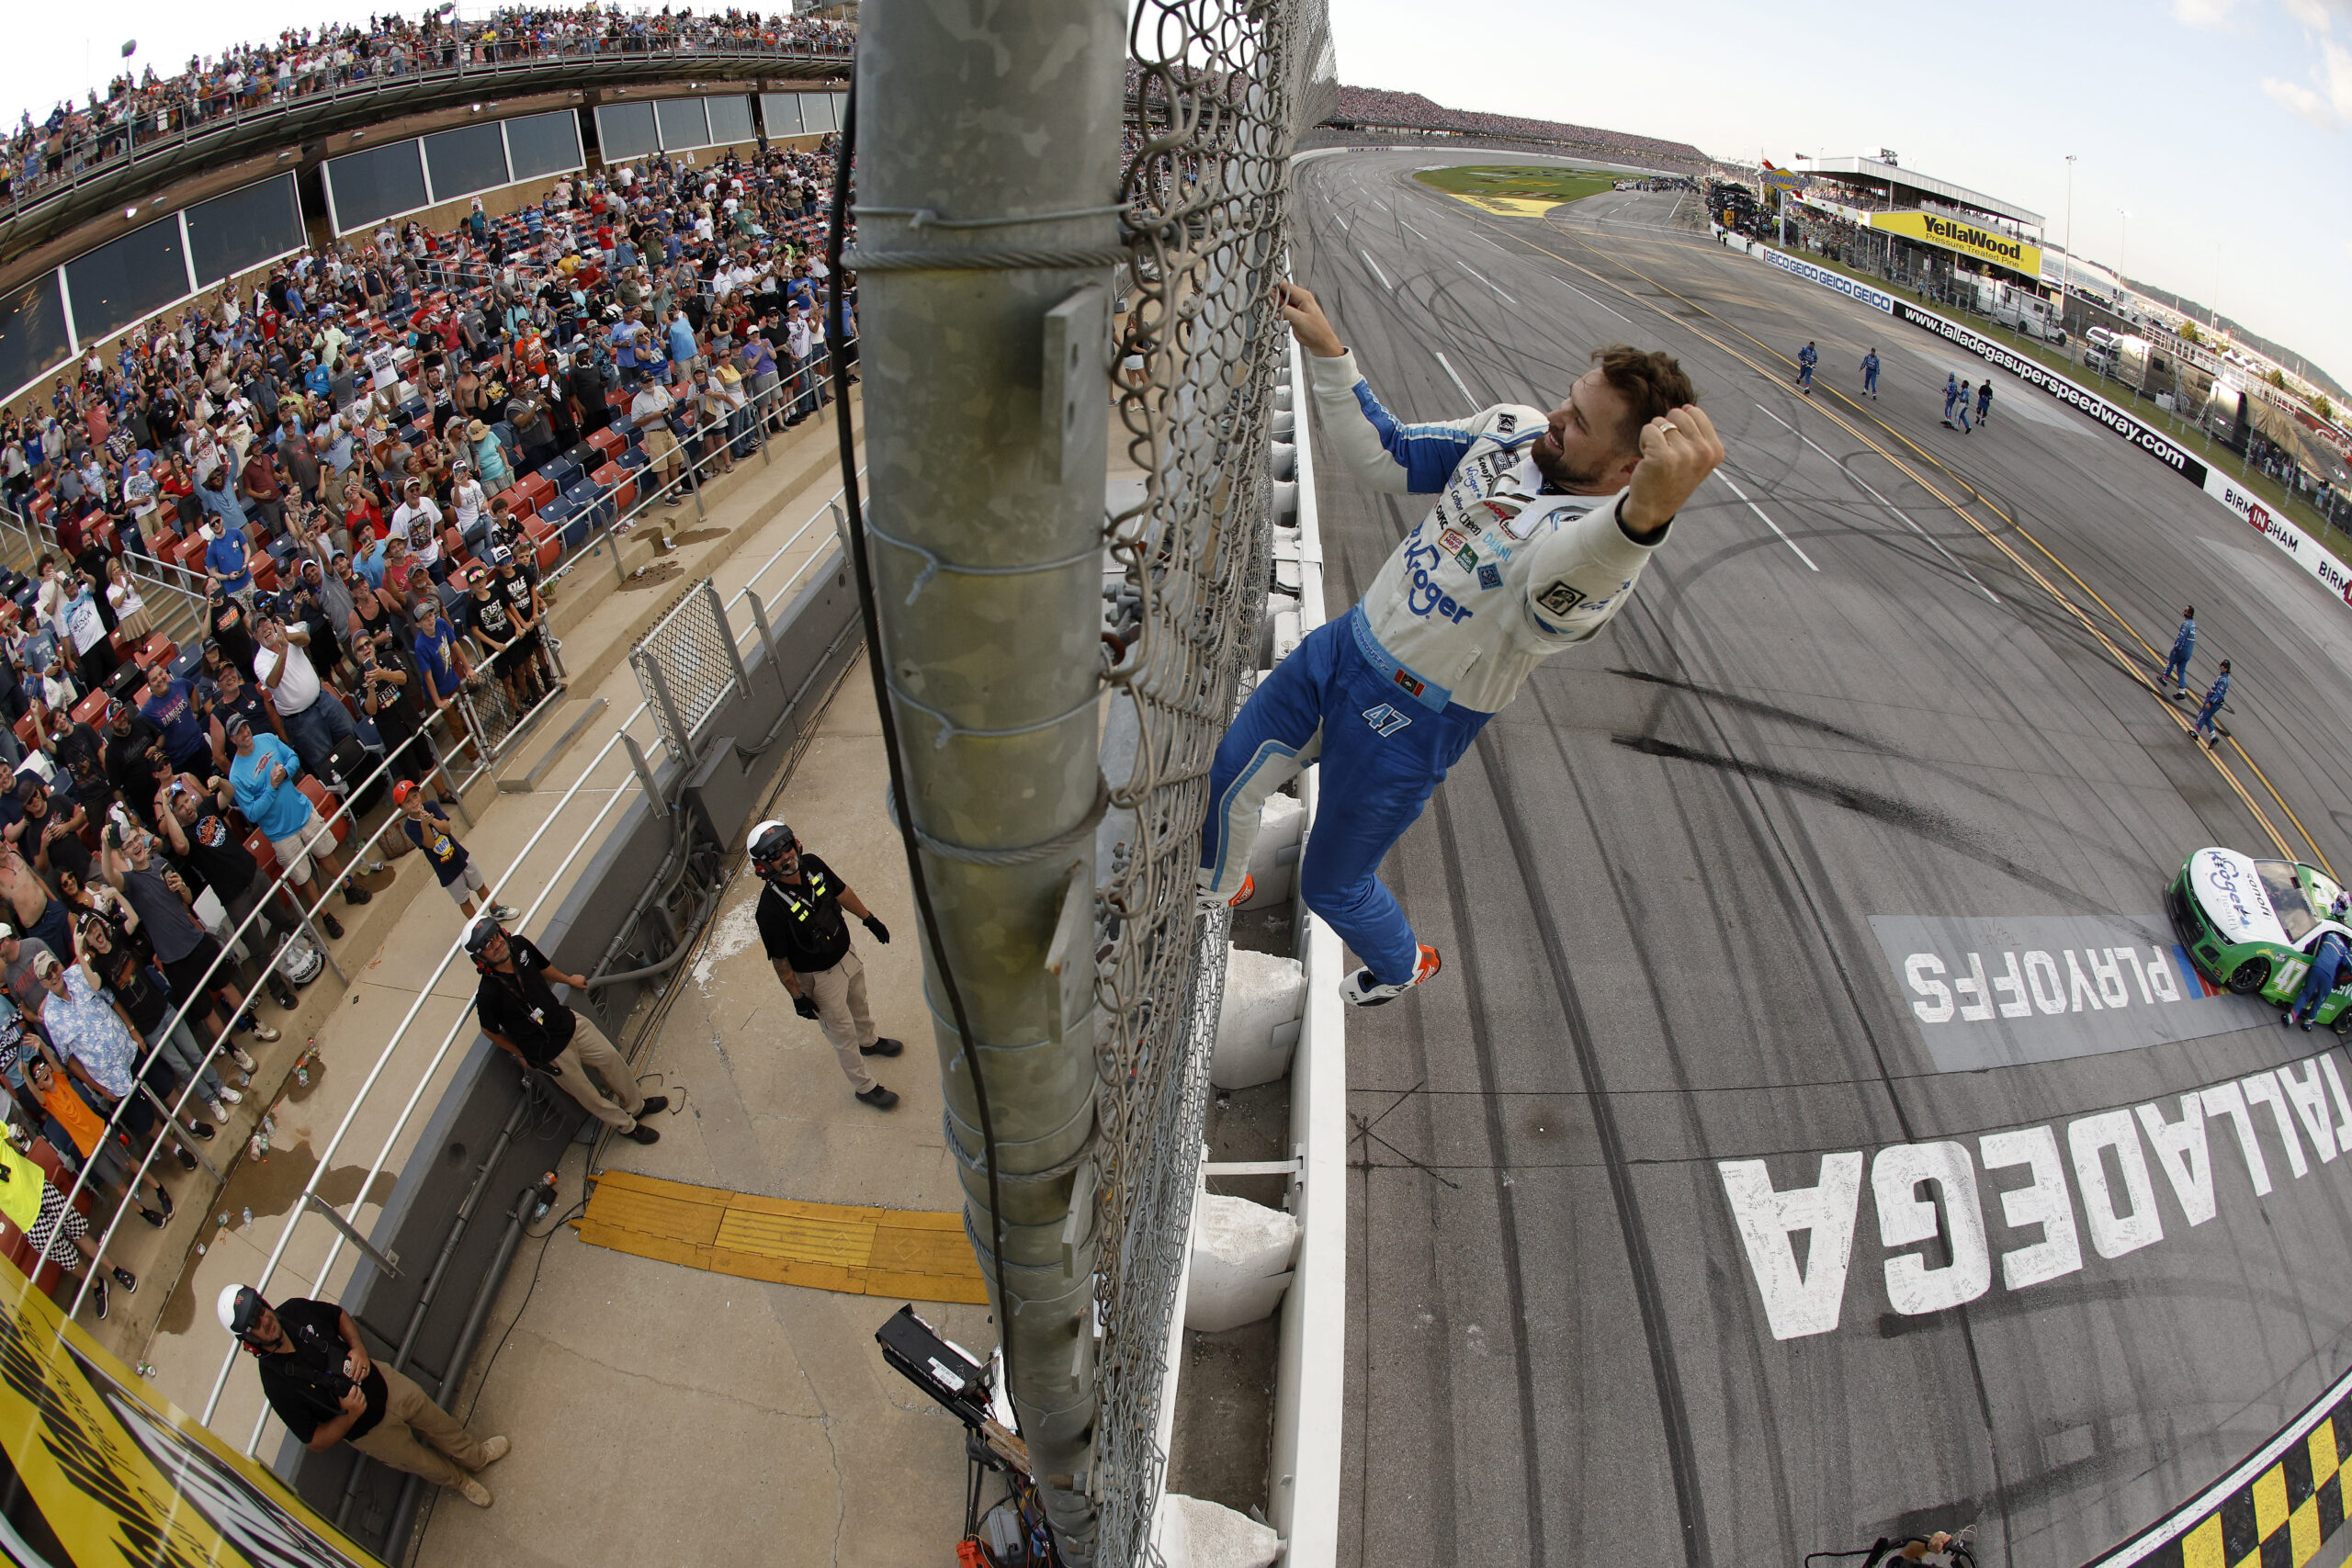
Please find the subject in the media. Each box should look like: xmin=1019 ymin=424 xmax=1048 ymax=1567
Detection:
xmin=1322 ymin=85 xmax=1705 ymax=168
xmin=1797 ymin=156 xmax=2041 ymax=229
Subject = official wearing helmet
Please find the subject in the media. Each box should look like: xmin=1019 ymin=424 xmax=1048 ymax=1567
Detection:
xmin=466 ymin=915 xmax=668 ymax=1142
xmin=747 ymin=819 xmax=902 ymax=1110
xmin=218 ymin=1282 xmax=510 ymax=1508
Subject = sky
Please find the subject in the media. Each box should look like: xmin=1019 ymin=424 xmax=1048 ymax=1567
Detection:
xmin=1326 ymin=0 xmax=2352 ymax=390
xmin=6 ymin=2 xmax=2344 ymax=387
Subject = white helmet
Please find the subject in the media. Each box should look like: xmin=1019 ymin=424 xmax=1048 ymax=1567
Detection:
xmin=748 ymin=819 xmax=796 ymax=873
xmin=217 ymin=1282 xmax=265 ymax=1337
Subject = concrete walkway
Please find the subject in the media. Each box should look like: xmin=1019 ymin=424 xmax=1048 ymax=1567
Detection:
xmin=402 ymin=654 xmax=989 ymax=1566
xmin=104 ymin=399 xmax=982 ymax=1568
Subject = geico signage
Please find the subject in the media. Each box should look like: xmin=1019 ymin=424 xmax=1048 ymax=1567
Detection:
xmin=1758 ymin=245 xmax=1894 ymax=314
xmin=1894 ymin=301 xmax=2210 ymax=488
xmin=1871 ymin=209 xmax=2044 ymax=276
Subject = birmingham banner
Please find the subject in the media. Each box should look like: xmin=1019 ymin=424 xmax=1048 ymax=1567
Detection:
xmin=0 ymin=1265 xmax=374 ymax=1566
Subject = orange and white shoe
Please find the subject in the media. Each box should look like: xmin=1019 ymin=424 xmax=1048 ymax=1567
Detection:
xmin=1339 ymin=945 xmax=1442 ymax=1007
xmin=1196 ymin=874 xmax=1253 ymax=914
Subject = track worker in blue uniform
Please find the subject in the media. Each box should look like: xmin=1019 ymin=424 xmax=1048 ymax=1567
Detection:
xmin=2288 ymin=915 xmax=2352 ymax=1031
xmin=2194 ymin=660 xmax=2232 ymax=747
xmin=1199 ymin=282 xmax=1724 ymax=1006
xmin=2160 ymin=607 xmax=2196 ymax=698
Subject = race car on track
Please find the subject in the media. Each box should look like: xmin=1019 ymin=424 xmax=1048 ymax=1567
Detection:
xmin=2168 ymin=847 xmax=2352 ymax=1027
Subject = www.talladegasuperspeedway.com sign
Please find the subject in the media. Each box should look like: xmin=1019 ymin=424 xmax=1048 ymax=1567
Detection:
xmin=1892 ymin=301 xmax=2210 ymax=488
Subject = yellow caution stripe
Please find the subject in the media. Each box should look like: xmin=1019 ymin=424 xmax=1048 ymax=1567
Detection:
xmin=577 ymin=1170 xmax=988 ymax=1304
xmin=2084 ymin=1365 xmax=2352 ymax=1567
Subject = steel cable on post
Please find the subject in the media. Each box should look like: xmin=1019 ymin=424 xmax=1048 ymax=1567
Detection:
xmin=820 ymin=80 xmax=1023 ymax=1427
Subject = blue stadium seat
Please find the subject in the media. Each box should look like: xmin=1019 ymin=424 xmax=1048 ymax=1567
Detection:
xmin=541 ymin=458 xmax=582 ymax=494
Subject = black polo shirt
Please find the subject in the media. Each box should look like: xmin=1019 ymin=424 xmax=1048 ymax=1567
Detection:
xmin=474 ymin=933 xmax=576 ymax=1066
xmin=754 ymin=855 xmax=852 ymax=975
xmin=255 ymin=1295 xmax=387 ymax=1445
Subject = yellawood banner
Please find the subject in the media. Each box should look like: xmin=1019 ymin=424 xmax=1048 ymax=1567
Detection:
xmin=1870 ymin=210 xmax=2042 ymax=276
xmin=0 ymin=1264 xmax=374 ymax=1565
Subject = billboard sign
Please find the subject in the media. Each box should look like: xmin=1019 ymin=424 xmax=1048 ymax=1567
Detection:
xmin=1871 ymin=210 xmax=2042 ymax=277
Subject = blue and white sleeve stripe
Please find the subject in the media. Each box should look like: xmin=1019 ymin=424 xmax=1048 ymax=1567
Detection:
xmin=1351 ymin=381 xmax=1476 ymax=494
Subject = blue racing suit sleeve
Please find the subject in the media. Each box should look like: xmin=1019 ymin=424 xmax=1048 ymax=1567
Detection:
xmin=1307 ymin=350 xmax=1478 ymax=497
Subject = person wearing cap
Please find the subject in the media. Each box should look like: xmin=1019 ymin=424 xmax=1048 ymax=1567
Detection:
xmin=15 ymin=773 xmax=87 ymax=887
xmin=628 ymin=376 xmax=686 ymax=516
xmin=209 ymin=581 xmax=262 ymax=679
xmin=202 ymin=513 xmax=254 ymax=598
xmin=25 ymin=1047 xmax=177 ymax=1233
xmin=490 ymin=546 xmax=552 ymax=690
xmin=407 ymin=594 xmax=477 ymax=754
xmin=140 ymin=663 xmax=216 ymax=779
xmin=101 ymin=824 xmax=282 ymax=1046
xmin=354 ymin=637 xmax=435 ymax=792
xmin=396 ymin=782 xmax=514 ymax=921
xmin=747 ymin=821 xmax=902 ymax=1110
xmin=223 ymin=709 xmax=370 ymax=914
xmin=254 ymin=614 xmax=360 ymax=787
xmin=463 ymin=565 xmax=536 ymax=709
xmin=468 ymin=917 xmax=667 ymax=1142
xmin=467 ymin=418 xmax=511 ymax=493
xmin=219 ymin=1284 xmax=509 ymax=1508
xmin=30 ymin=941 xmax=214 ymax=1179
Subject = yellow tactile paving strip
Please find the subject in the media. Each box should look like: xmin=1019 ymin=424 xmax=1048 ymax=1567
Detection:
xmin=576 ymin=1171 xmax=988 ymax=1304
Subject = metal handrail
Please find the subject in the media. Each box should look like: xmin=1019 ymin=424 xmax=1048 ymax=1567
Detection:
xmin=3 ymin=30 xmax=852 ymax=231
xmin=189 ymin=461 xmax=865 ymax=1440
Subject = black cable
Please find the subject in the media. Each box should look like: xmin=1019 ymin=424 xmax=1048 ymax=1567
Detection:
xmin=821 ymin=82 xmax=1023 ymax=1421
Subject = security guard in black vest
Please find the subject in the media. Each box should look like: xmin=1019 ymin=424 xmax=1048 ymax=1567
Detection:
xmin=749 ymin=819 xmax=902 ymax=1109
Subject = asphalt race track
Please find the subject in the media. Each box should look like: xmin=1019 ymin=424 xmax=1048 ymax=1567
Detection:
xmin=1295 ymin=150 xmax=2352 ymax=1568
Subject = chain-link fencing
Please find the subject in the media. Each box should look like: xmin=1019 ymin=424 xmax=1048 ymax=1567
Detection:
xmin=1087 ymin=2 xmax=1335 ymax=1561
xmin=628 ymin=576 xmax=750 ymax=763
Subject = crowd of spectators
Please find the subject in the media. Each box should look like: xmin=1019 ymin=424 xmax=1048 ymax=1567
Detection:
xmin=1319 ymin=85 xmax=1706 ymax=174
xmin=3 ymin=5 xmax=854 ymax=206
xmin=0 ymin=131 xmax=857 ymax=1295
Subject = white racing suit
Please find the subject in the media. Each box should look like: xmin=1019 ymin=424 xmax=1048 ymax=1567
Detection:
xmin=1198 ymin=349 xmax=1667 ymax=982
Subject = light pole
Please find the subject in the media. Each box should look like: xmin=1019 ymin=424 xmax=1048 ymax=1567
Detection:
xmin=2117 ymin=208 xmax=2129 ymax=299
xmin=2062 ymin=154 xmax=2075 ymax=304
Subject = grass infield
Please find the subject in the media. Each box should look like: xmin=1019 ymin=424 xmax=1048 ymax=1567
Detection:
xmin=1414 ymin=164 xmax=1621 ymax=206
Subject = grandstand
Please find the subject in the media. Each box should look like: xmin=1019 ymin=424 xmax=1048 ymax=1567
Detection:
xmin=1317 ymin=84 xmax=1706 ymax=172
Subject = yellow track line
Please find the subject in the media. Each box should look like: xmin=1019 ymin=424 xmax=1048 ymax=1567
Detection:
xmin=1457 ymin=208 xmax=2315 ymax=868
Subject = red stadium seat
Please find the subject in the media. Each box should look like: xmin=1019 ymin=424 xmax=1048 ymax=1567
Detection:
xmin=251 ymin=558 xmax=280 ymax=594
xmin=69 ymin=690 xmax=107 ymax=727
xmin=12 ymin=716 xmax=37 ymax=751
xmin=515 ymin=472 xmax=557 ymax=510
xmin=137 ymin=634 xmax=175 ymax=670
xmin=593 ymin=463 xmax=634 ymax=512
xmin=494 ymin=486 xmax=535 ymax=523
xmin=526 ymin=518 xmax=561 ymax=572
xmin=298 ymin=776 xmax=349 ymax=846
xmin=588 ymin=427 xmax=625 ymax=461
xmin=243 ymin=829 xmax=283 ymax=885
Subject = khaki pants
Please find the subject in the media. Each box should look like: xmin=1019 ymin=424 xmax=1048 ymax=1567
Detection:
xmin=545 ymin=1015 xmax=646 ymax=1132
xmin=796 ymin=948 xmax=879 ymax=1093
xmin=346 ymin=1363 xmax=491 ymax=1490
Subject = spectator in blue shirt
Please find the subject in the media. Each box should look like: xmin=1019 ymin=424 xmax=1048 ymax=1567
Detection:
xmin=204 ymin=521 xmax=253 ymax=597
xmin=140 ymin=667 xmax=213 ymax=775
xmin=197 ymin=468 xmax=246 ymax=535
xmin=221 ymin=713 xmax=366 ymax=911
xmin=409 ymin=598 xmax=479 ymax=770
xmin=665 ymin=310 xmax=697 ymax=378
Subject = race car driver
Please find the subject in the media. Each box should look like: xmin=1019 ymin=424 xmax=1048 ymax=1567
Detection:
xmin=1198 ymin=282 xmax=1724 ymax=1006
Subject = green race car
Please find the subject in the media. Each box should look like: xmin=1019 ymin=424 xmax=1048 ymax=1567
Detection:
xmin=2168 ymin=847 xmax=2352 ymax=1027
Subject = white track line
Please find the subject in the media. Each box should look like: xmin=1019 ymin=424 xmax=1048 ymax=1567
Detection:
xmin=1433 ymin=352 xmax=1481 ymax=416
xmin=1558 ymin=278 xmax=1632 ymax=323
xmin=1361 ymin=251 xmax=1392 ymax=291
xmin=1716 ymin=470 xmax=1819 ymax=570
xmin=1458 ymin=262 xmax=1517 ymax=305
xmin=1753 ymin=403 xmax=1999 ymax=604
xmin=1399 ymin=220 xmax=1431 ymax=244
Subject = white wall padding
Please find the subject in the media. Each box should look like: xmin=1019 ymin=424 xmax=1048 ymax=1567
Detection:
xmin=1240 ymin=792 xmax=1305 ymax=908
xmin=1155 ymin=1494 xmax=1284 ymax=1568
xmin=1212 ymin=947 xmax=1306 ymax=1090
xmin=1187 ymin=1192 xmax=1300 ymax=1332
